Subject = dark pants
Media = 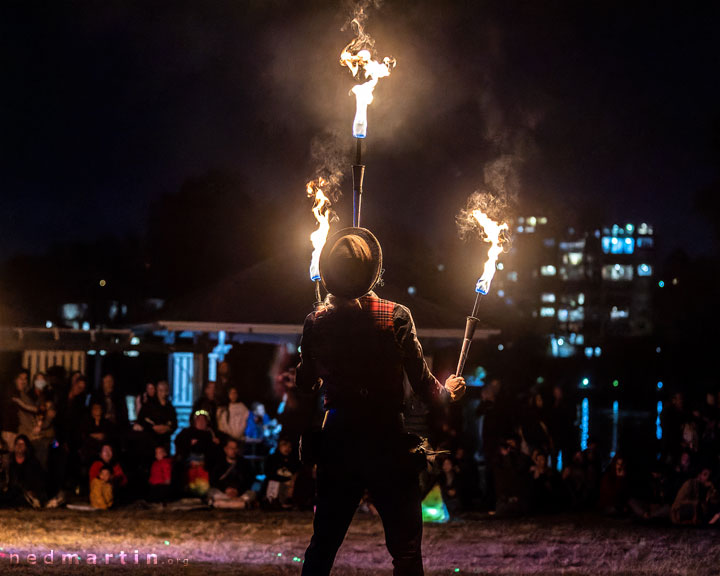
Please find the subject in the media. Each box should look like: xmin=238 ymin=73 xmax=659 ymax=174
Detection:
xmin=302 ymin=432 xmax=424 ymax=576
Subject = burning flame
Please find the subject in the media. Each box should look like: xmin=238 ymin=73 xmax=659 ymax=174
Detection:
xmin=340 ymin=19 xmax=395 ymax=138
xmin=308 ymin=178 xmax=332 ymax=281
xmin=471 ymin=210 xmax=509 ymax=295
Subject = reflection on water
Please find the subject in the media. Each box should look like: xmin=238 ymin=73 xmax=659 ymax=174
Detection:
xmin=580 ymin=398 xmax=590 ymax=451
xmin=611 ymin=400 xmax=619 ymax=458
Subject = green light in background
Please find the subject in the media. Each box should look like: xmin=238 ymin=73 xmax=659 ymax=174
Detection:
xmin=612 ymin=379 xmax=619 ymax=388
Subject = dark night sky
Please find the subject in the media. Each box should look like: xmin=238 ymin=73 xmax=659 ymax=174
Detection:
xmin=1 ymin=0 xmax=719 ymax=261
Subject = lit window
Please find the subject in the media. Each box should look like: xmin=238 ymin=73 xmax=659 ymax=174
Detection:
xmin=541 ymin=293 xmax=556 ymax=303
xmin=496 ymin=262 xmax=504 ymax=270
xmin=578 ymin=293 xmax=585 ymax=305
xmin=539 ymin=217 xmax=548 ymax=225
xmin=637 ymin=237 xmax=654 ymax=248
xmin=584 ymin=347 xmax=593 ymax=358
xmin=576 ymin=334 xmax=584 ymax=345
xmin=497 ymin=289 xmax=505 ymax=297
xmin=564 ymin=252 xmax=583 ymax=266
xmin=557 ymin=309 xmax=569 ymax=322
xmin=602 ymin=264 xmax=633 ymax=281
xmin=540 ymin=307 xmax=556 ymax=317
xmin=623 ymin=237 xmax=635 ymax=254
xmin=638 ymin=264 xmax=652 ymax=277
xmin=527 ymin=216 xmax=537 ymax=227
xmin=517 ymin=217 xmax=525 ymax=224
xmin=543 ymin=238 xmax=556 ymax=247
xmin=625 ymin=223 xmax=634 ymax=233
xmin=517 ymin=225 xmax=524 ymax=233
xmin=594 ymin=347 xmax=602 ymax=357
xmin=610 ymin=306 xmax=630 ymax=320
xmin=525 ymin=226 xmax=536 ymax=234
xmin=541 ymin=265 xmax=557 ymax=276
xmin=569 ymin=307 xmax=584 ymax=322
xmin=507 ymin=271 xmax=518 ymax=282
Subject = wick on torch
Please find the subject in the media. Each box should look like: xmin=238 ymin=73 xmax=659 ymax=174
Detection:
xmin=456 ymin=209 xmax=509 ymax=376
xmin=340 ymin=19 xmax=395 ymax=228
xmin=307 ymin=178 xmax=333 ymax=304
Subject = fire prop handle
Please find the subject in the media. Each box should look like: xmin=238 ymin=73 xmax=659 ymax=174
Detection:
xmin=455 ymin=290 xmax=484 ymax=376
xmin=352 ymin=139 xmax=365 ymax=228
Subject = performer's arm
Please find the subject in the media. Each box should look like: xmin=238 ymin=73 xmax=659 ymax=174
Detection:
xmin=296 ymin=314 xmax=322 ymax=395
xmin=393 ymin=304 xmax=450 ymax=406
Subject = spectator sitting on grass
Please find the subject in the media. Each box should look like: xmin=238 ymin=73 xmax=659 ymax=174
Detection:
xmin=209 ymin=438 xmax=255 ymax=508
xmin=148 ymin=444 xmax=173 ymax=503
xmin=598 ymin=455 xmax=630 ymax=515
xmin=175 ymin=411 xmax=220 ymax=469
xmin=671 ymin=466 xmax=720 ymax=525
xmin=89 ymin=443 xmax=128 ymax=493
xmin=90 ymin=465 xmax=114 ymax=509
xmin=263 ymin=437 xmax=299 ymax=509
xmin=1 ymin=434 xmax=46 ymax=509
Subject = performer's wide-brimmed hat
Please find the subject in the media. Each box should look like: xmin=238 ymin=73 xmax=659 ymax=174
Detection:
xmin=320 ymin=227 xmax=382 ymax=299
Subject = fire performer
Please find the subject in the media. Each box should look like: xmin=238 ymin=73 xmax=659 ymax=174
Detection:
xmin=297 ymin=227 xmax=465 ymax=576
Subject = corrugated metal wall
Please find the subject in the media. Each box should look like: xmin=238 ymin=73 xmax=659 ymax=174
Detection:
xmin=22 ymin=350 xmax=86 ymax=375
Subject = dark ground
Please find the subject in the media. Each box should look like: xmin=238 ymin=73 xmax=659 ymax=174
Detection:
xmin=2 ymin=508 xmax=719 ymax=575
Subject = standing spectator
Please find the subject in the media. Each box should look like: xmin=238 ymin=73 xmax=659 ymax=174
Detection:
xmin=136 ymin=381 xmax=177 ymax=449
xmin=90 ymin=465 xmax=114 ymax=509
xmin=57 ymin=375 xmax=88 ymax=493
xmin=92 ymin=374 xmax=128 ymax=429
xmin=216 ymin=386 xmax=249 ymax=442
xmin=135 ymin=382 xmax=157 ymax=421
xmin=547 ymin=384 xmax=576 ymax=468
xmin=81 ymin=402 xmax=115 ymax=464
xmin=216 ymin=361 xmax=234 ymax=405
xmin=1 ymin=370 xmax=29 ymax=452
xmin=12 ymin=371 xmax=38 ymax=438
xmin=192 ymin=381 xmax=219 ymax=431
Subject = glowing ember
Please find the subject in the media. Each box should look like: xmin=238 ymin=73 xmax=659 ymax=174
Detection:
xmin=307 ymin=177 xmax=332 ymax=281
xmin=471 ymin=210 xmax=509 ymax=295
xmin=340 ymin=18 xmax=395 ymax=138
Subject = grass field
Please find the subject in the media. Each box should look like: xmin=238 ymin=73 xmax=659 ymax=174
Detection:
xmin=1 ymin=508 xmax=717 ymax=575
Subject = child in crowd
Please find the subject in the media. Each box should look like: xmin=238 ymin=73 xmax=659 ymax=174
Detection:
xmin=263 ymin=437 xmax=299 ymax=508
xmin=90 ymin=465 xmax=114 ymax=509
xmin=148 ymin=445 xmax=173 ymax=502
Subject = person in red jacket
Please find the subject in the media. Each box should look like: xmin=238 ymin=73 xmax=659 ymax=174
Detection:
xmin=88 ymin=443 xmax=128 ymax=492
xmin=297 ymin=228 xmax=465 ymax=576
xmin=148 ymin=445 xmax=173 ymax=502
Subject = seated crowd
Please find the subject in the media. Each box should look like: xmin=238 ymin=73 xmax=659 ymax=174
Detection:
xmin=0 ymin=367 xmax=300 ymax=510
xmin=2 ymin=365 xmax=720 ymax=528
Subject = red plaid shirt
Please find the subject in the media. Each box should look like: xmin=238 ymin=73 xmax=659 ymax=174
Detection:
xmin=297 ymin=292 xmax=446 ymax=422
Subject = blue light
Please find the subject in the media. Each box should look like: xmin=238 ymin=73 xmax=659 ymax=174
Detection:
xmin=657 ymin=381 xmax=663 ymax=390
xmin=658 ymin=280 xmax=665 ymax=288
xmin=656 ymin=401 xmax=663 ymax=440
xmin=581 ymin=377 xmax=589 ymax=387
xmin=580 ymin=398 xmax=590 ymax=450
xmin=311 ymin=274 xmax=321 ymax=282
xmin=611 ymin=401 xmax=619 ymax=458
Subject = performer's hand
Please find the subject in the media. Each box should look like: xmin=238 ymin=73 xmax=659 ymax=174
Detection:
xmin=444 ymin=375 xmax=466 ymax=402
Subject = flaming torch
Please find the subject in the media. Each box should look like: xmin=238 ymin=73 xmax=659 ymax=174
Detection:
xmin=307 ymin=177 xmax=333 ymax=305
xmin=456 ymin=209 xmax=510 ymax=376
xmin=340 ymin=17 xmax=395 ymax=227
